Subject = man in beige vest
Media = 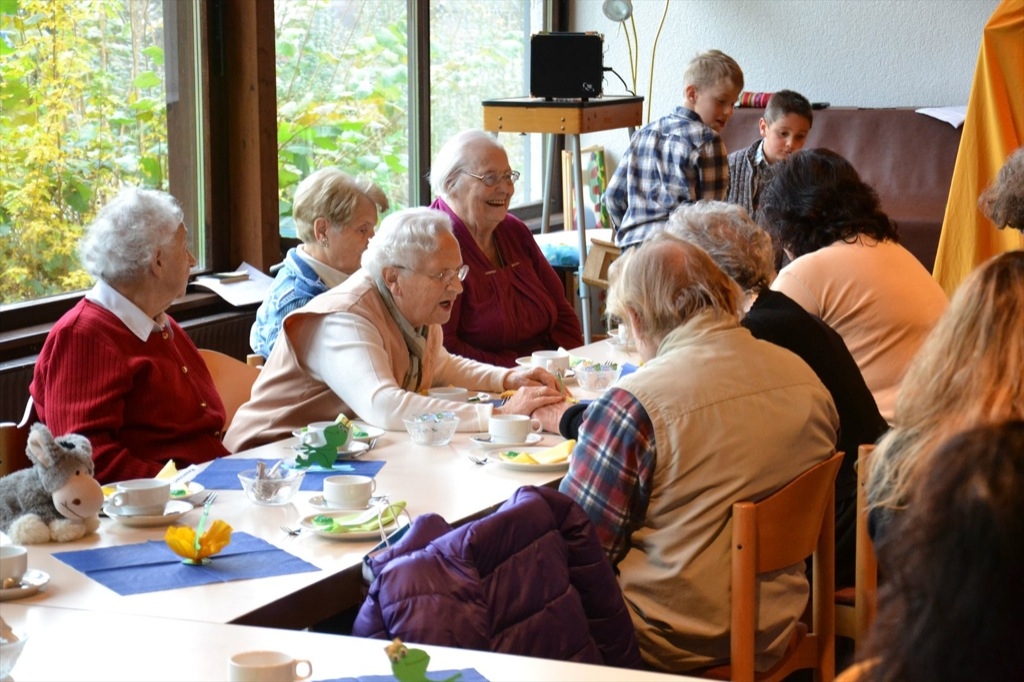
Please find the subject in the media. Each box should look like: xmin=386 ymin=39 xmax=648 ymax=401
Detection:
xmin=558 ymin=233 xmax=838 ymax=673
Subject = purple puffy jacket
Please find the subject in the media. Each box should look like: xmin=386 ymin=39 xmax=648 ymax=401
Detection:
xmin=353 ymin=485 xmax=643 ymax=669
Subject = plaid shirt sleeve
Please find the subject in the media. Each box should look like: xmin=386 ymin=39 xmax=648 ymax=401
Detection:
xmin=558 ymin=387 xmax=657 ymax=566
xmin=697 ymin=133 xmax=729 ymax=201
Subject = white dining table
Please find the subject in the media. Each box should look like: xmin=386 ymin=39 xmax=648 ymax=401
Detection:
xmin=0 ymin=603 xmax=701 ymax=682
xmin=1 ymin=429 xmax=570 ymax=629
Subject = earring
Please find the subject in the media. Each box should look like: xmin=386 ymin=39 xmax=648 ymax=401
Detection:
xmin=320 ymin=239 xmax=328 ymax=247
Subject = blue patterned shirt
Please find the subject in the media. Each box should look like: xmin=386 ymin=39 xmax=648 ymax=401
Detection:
xmin=605 ymin=106 xmax=729 ymax=249
xmin=249 ymin=248 xmax=329 ymax=358
xmin=558 ymin=387 xmax=657 ymax=566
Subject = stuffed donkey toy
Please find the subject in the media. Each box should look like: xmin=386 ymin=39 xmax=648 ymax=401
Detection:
xmin=0 ymin=423 xmax=104 ymax=544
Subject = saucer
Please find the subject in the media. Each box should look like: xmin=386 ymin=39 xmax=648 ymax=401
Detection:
xmin=103 ymin=480 xmax=206 ymax=505
xmin=308 ymin=494 xmax=385 ymax=511
xmin=606 ymin=335 xmax=636 ymax=352
xmin=298 ymin=509 xmax=405 ymax=541
xmin=470 ymin=433 xmax=543 ymax=449
xmin=0 ymin=569 xmax=49 ymax=601
xmin=103 ymin=500 xmax=193 ymax=527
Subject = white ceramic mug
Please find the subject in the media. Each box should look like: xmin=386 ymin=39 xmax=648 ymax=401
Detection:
xmin=488 ymin=414 xmax=542 ymax=444
xmin=323 ymin=475 xmax=376 ymax=508
xmin=427 ymin=386 xmax=469 ymax=402
xmin=0 ymin=545 xmax=28 ymax=585
xmin=618 ymin=323 xmax=633 ymax=346
xmin=531 ymin=350 xmax=570 ymax=374
xmin=229 ymin=650 xmax=312 ymax=682
xmin=109 ymin=479 xmax=170 ymax=516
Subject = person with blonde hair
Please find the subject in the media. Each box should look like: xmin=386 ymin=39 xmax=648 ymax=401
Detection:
xmin=841 ymin=420 xmax=1024 ymax=682
xmin=606 ymin=49 xmax=744 ymax=250
xmin=558 ymin=231 xmax=838 ymax=672
xmin=867 ymin=249 xmax=1024 ymax=541
xmin=250 ymin=168 xmax=389 ymax=358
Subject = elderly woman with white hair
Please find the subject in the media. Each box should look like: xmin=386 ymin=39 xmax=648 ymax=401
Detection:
xmin=250 ymin=168 xmax=388 ymax=359
xmin=225 ymin=207 xmax=564 ymax=451
xmin=428 ymin=130 xmax=582 ymax=366
xmin=30 ymin=187 xmax=229 ymax=483
xmin=557 ymin=232 xmax=838 ymax=672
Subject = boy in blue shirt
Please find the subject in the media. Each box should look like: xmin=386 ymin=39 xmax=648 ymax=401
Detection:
xmin=605 ymin=49 xmax=743 ymax=250
xmin=726 ymin=90 xmax=813 ymax=220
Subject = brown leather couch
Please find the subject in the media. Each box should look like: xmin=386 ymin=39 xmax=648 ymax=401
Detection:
xmin=720 ymin=107 xmax=963 ymax=272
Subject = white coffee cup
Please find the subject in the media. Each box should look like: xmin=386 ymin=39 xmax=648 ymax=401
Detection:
xmin=618 ymin=323 xmax=633 ymax=346
xmin=323 ymin=475 xmax=376 ymax=508
xmin=488 ymin=414 xmax=542 ymax=444
xmin=427 ymin=386 xmax=469 ymax=402
xmin=0 ymin=545 xmax=28 ymax=585
xmin=531 ymin=350 xmax=570 ymax=374
xmin=109 ymin=478 xmax=170 ymax=516
xmin=229 ymin=650 xmax=312 ymax=682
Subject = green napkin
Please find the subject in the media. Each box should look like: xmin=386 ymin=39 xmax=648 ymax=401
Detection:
xmin=311 ymin=501 xmax=406 ymax=534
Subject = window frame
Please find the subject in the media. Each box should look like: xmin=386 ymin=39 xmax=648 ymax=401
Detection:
xmin=0 ymin=0 xmax=569 ymax=360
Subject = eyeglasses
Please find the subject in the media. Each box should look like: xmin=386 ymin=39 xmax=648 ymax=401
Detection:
xmin=396 ymin=263 xmax=469 ymax=284
xmin=461 ymin=170 xmax=521 ymax=187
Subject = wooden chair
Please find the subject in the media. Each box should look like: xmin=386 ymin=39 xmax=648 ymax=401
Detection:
xmin=835 ymin=444 xmax=878 ymax=651
xmin=197 ymin=349 xmax=261 ymax=431
xmin=245 ymin=354 xmax=265 ymax=368
xmin=0 ymin=398 xmax=37 ymax=477
xmin=581 ymin=237 xmax=620 ymax=290
xmin=703 ymin=451 xmax=844 ymax=682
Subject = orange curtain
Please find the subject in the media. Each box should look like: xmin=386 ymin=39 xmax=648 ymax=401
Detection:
xmin=933 ymin=0 xmax=1024 ymax=295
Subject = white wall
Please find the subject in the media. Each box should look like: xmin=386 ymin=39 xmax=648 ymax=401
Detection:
xmin=571 ymin=0 xmax=998 ymax=158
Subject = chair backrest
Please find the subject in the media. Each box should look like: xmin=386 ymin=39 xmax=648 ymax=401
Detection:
xmin=0 ymin=397 xmax=36 ymax=477
xmin=245 ymin=354 xmax=265 ymax=368
xmin=853 ymin=444 xmax=878 ymax=645
xmin=727 ymin=451 xmax=844 ymax=682
xmin=197 ymin=349 xmax=261 ymax=431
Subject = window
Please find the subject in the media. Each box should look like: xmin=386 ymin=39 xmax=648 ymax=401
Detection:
xmin=0 ymin=0 xmax=206 ymax=307
xmin=273 ymin=0 xmax=550 ymax=237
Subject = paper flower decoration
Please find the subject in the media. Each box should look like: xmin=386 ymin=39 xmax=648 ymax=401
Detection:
xmin=165 ymin=519 xmax=233 ymax=565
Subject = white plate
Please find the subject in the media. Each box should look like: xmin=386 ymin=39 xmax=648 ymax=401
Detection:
xmin=103 ymin=500 xmax=194 ymax=527
xmin=350 ymin=421 xmax=385 ymax=442
xmin=484 ymin=446 xmax=571 ymax=472
xmin=298 ymin=509 xmax=404 ymax=540
xmin=0 ymin=569 xmax=49 ymax=601
xmin=307 ymin=494 xmax=386 ymax=511
xmin=469 ymin=433 xmax=543 ymax=449
xmin=103 ymin=480 xmax=206 ymax=505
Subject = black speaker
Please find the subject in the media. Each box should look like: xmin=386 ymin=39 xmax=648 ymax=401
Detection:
xmin=529 ymin=32 xmax=604 ymax=100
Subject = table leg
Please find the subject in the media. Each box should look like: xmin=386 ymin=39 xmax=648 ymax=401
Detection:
xmin=568 ymin=134 xmax=592 ymax=344
xmin=540 ymin=133 xmax=556 ymax=233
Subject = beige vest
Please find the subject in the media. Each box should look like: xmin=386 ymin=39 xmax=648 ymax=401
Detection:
xmin=225 ymin=271 xmax=503 ymax=451
xmin=616 ymin=311 xmax=839 ymax=672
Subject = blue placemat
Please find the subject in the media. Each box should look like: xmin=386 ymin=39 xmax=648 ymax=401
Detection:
xmin=193 ymin=458 xmax=386 ymax=491
xmin=53 ymin=532 xmax=319 ymax=596
xmin=318 ymin=669 xmax=488 ymax=682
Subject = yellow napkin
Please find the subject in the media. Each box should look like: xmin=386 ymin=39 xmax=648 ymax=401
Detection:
xmin=532 ymin=439 xmax=575 ymax=464
xmin=155 ymin=460 xmax=177 ymax=480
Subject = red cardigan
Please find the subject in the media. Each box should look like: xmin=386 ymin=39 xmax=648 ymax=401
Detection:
xmin=30 ymin=299 xmax=228 ymax=483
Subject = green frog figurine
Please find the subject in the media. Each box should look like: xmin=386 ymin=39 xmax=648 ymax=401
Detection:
xmin=386 ymin=638 xmax=461 ymax=682
xmin=294 ymin=421 xmax=350 ymax=469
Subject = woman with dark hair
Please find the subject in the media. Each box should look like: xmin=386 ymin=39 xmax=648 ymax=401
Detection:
xmin=839 ymin=420 xmax=1024 ymax=682
xmin=759 ymin=149 xmax=948 ymax=422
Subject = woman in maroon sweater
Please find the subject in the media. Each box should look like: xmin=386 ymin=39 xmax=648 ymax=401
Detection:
xmin=428 ymin=130 xmax=583 ymax=367
xmin=30 ymin=188 xmax=228 ymax=483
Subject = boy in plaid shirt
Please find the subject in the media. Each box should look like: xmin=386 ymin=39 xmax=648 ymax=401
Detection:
xmin=605 ymin=49 xmax=743 ymax=250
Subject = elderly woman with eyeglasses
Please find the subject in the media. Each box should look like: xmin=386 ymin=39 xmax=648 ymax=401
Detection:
xmin=224 ymin=207 xmax=565 ymax=451
xmin=428 ymin=130 xmax=583 ymax=367
xmin=250 ymin=168 xmax=388 ymax=359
